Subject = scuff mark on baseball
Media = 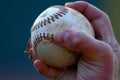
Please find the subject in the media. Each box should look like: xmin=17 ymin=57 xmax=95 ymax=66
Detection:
xmin=26 ymin=5 xmax=95 ymax=68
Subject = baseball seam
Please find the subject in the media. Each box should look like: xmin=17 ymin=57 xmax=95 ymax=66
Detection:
xmin=34 ymin=33 xmax=54 ymax=48
xmin=31 ymin=8 xmax=68 ymax=32
xmin=33 ymin=7 xmax=69 ymax=48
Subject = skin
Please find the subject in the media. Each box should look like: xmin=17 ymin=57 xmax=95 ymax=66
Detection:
xmin=25 ymin=1 xmax=120 ymax=80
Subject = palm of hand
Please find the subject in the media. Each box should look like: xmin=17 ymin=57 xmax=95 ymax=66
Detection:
xmin=56 ymin=43 xmax=119 ymax=80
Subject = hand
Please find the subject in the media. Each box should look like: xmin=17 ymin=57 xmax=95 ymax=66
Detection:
xmin=26 ymin=1 xmax=120 ymax=80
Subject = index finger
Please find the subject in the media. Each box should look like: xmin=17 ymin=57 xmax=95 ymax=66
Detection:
xmin=65 ymin=1 xmax=115 ymax=45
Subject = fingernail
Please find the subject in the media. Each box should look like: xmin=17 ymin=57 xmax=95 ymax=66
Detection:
xmin=56 ymin=31 xmax=69 ymax=43
xmin=34 ymin=60 xmax=40 ymax=68
xmin=65 ymin=2 xmax=73 ymax=7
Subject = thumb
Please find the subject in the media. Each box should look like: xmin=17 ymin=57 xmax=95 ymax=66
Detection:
xmin=54 ymin=30 xmax=113 ymax=61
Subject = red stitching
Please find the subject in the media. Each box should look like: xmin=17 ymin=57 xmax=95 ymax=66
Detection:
xmin=31 ymin=7 xmax=68 ymax=32
xmin=33 ymin=33 xmax=54 ymax=48
xmin=32 ymin=7 xmax=68 ymax=48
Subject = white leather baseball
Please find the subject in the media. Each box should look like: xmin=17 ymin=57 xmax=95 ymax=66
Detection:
xmin=31 ymin=6 xmax=95 ymax=67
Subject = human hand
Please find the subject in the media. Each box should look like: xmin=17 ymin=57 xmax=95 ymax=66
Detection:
xmin=26 ymin=1 xmax=120 ymax=80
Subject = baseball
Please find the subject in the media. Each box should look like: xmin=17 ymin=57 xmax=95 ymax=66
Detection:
xmin=30 ymin=5 xmax=95 ymax=67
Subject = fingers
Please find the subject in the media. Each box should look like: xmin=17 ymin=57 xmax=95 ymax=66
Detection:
xmin=65 ymin=1 xmax=104 ymax=21
xmin=54 ymin=30 xmax=113 ymax=61
xmin=65 ymin=1 xmax=115 ymax=45
xmin=34 ymin=60 xmax=60 ymax=78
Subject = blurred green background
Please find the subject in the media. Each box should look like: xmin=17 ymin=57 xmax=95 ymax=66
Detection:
xmin=0 ymin=0 xmax=119 ymax=80
xmin=104 ymin=0 xmax=120 ymax=43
